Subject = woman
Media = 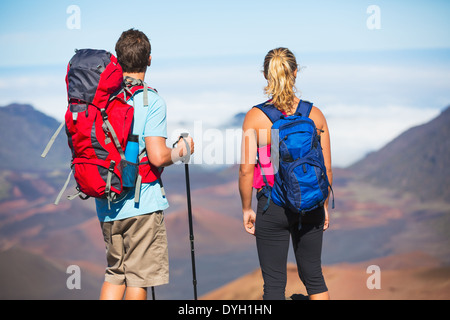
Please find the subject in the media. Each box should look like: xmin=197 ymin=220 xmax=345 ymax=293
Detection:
xmin=239 ymin=48 xmax=332 ymax=300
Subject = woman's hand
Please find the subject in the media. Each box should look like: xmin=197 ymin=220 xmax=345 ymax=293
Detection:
xmin=323 ymin=206 xmax=330 ymax=231
xmin=243 ymin=209 xmax=256 ymax=235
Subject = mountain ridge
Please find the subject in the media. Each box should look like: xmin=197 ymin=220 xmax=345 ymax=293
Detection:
xmin=351 ymin=106 xmax=450 ymax=202
xmin=0 ymin=103 xmax=70 ymax=171
xmin=0 ymin=102 xmax=449 ymax=299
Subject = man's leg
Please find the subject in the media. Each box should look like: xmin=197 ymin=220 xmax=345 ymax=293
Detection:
xmin=99 ymin=282 xmax=125 ymax=300
xmin=124 ymin=287 xmax=148 ymax=300
xmin=100 ymin=220 xmax=126 ymax=300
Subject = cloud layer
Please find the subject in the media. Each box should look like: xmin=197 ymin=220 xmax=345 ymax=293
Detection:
xmin=0 ymin=50 xmax=448 ymax=167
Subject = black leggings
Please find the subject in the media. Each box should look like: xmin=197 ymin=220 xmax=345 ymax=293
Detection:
xmin=255 ymin=195 xmax=328 ymax=299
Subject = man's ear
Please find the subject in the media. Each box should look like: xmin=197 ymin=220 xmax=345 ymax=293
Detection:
xmin=148 ymin=55 xmax=152 ymax=67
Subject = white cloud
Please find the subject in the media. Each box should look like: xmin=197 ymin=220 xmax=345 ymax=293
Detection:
xmin=0 ymin=72 xmax=67 ymax=121
xmin=149 ymin=63 xmax=265 ymax=126
xmin=298 ymin=62 xmax=450 ymax=109
xmin=323 ymin=104 xmax=440 ymax=167
xmin=1 ymin=54 xmax=448 ymax=168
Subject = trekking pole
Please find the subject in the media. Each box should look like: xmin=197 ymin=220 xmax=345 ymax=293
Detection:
xmin=178 ymin=133 xmax=198 ymax=300
xmin=151 ymin=286 xmax=156 ymax=300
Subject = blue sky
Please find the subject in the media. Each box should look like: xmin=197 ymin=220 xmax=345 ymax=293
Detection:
xmin=1 ymin=1 xmax=450 ymax=65
xmin=1 ymin=0 xmax=450 ymax=166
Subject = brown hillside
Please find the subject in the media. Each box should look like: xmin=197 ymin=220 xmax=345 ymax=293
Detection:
xmin=165 ymin=206 xmax=251 ymax=256
xmin=201 ymin=251 xmax=450 ymax=300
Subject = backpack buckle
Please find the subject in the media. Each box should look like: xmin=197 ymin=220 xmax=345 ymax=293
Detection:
xmin=100 ymin=108 xmax=108 ymax=120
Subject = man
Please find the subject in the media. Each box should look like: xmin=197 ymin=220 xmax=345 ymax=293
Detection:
xmin=96 ymin=29 xmax=194 ymax=300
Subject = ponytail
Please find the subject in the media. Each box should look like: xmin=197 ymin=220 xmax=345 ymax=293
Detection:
xmin=263 ymin=48 xmax=298 ymax=113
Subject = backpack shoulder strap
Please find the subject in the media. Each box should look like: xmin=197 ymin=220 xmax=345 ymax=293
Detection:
xmin=296 ymin=100 xmax=313 ymax=117
xmin=253 ymin=101 xmax=284 ymax=123
xmin=123 ymin=77 xmax=158 ymax=107
xmin=111 ymin=77 xmax=158 ymax=107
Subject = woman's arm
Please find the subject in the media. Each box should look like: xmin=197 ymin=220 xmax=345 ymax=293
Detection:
xmin=310 ymin=106 xmax=333 ymax=230
xmin=239 ymin=110 xmax=259 ymax=235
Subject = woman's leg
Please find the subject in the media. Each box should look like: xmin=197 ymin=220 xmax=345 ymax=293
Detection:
xmin=255 ymin=196 xmax=291 ymax=300
xmin=291 ymin=207 xmax=329 ymax=299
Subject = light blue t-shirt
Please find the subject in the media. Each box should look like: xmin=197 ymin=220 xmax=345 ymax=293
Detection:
xmin=95 ymin=88 xmax=169 ymax=222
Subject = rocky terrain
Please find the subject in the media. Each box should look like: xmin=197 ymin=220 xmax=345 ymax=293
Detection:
xmin=0 ymin=103 xmax=449 ymax=299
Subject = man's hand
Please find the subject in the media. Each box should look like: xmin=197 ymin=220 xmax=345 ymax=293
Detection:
xmin=145 ymin=135 xmax=194 ymax=167
xmin=177 ymin=135 xmax=194 ymax=158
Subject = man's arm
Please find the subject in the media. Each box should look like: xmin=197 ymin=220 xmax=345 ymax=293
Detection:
xmin=145 ymin=136 xmax=194 ymax=167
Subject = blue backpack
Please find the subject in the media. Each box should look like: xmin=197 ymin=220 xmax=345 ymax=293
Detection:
xmin=254 ymin=100 xmax=334 ymax=218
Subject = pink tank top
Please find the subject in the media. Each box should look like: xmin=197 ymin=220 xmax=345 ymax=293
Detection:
xmin=252 ymin=144 xmax=274 ymax=189
xmin=252 ymin=104 xmax=288 ymax=189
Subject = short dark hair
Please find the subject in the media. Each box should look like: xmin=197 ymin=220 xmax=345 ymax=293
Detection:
xmin=115 ymin=29 xmax=151 ymax=73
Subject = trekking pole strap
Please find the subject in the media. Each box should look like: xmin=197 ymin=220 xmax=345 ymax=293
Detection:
xmin=172 ymin=133 xmax=191 ymax=163
xmin=180 ymin=137 xmax=191 ymax=163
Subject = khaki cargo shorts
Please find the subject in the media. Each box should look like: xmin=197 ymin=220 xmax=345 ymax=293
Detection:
xmin=100 ymin=211 xmax=169 ymax=288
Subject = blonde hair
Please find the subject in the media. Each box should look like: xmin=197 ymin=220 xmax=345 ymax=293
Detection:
xmin=263 ymin=48 xmax=298 ymax=113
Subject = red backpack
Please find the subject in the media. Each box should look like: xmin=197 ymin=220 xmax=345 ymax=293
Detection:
xmin=108 ymin=77 xmax=164 ymax=203
xmin=42 ymin=49 xmax=162 ymax=206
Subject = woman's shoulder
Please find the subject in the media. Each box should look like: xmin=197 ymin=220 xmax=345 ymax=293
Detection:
xmin=310 ymin=105 xmax=325 ymax=117
xmin=243 ymin=104 xmax=272 ymax=128
xmin=309 ymin=105 xmax=327 ymax=130
xmin=247 ymin=104 xmax=270 ymax=118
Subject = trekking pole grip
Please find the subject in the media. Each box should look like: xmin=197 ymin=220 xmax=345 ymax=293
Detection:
xmin=178 ymin=132 xmax=191 ymax=163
